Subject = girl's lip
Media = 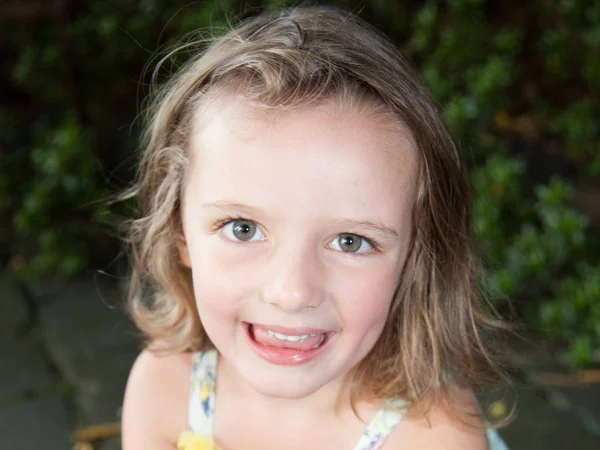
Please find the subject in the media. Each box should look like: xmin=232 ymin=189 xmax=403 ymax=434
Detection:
xmin=248 ymin=322 xmax=333 ymax=335
xmin=243 ymin=322 xmax=334 ymax=366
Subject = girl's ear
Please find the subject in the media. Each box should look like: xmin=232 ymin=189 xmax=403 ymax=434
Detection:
xmin=177 ymin=239 xmax=191 ymax=268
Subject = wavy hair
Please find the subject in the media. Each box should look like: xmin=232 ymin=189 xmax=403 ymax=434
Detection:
xmin=126 ymin=5 xmax=511 ymax=426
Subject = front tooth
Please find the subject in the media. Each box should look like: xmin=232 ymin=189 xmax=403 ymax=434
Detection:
xmin=267 ymin=331 xmax=315 ymax=342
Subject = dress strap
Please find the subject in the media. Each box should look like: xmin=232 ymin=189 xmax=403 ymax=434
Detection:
xmin=353 ymin=399 xmax=409 ymax=450
xmin=487 ymin=428 xmax=510 ymax=450
xmin=187 ymin=350 xmax=218 ymax=436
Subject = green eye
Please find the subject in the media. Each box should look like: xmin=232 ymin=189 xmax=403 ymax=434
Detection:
xmin=221 ymin=219 xmax=264 ymax=242
xmin=231 ymin=220 xmax=257 ymax=241
xmin=336 ymin=233 xmax=364 ymax=253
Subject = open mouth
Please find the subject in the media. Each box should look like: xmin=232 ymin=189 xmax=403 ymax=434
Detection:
xmin=243 ymin=322 xmax=334 ymax=365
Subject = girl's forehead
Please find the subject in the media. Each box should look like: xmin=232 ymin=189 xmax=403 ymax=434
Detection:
xmin=183 ymin=96 xmax=419 ymax=229
xmin=189 ymin=93 xmax=418 ymax=170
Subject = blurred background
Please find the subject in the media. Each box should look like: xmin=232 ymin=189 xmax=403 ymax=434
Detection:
xmin=0 ymin=0 xmax=599 ymax=449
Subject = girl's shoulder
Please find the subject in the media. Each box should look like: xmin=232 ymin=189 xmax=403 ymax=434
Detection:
xmin=122 ymin=349 xmax=193 ymax=449
xmin=384 ymin=382 xmax=492 ymax=450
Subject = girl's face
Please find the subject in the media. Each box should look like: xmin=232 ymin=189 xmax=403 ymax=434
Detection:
xmin=179 ymin=97 xmax=418 ymax=399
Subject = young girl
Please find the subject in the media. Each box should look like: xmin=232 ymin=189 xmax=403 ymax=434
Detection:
xmin=122 ymin=5 xmax=511 ymax=450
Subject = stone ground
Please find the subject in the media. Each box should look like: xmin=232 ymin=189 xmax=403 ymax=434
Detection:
xmin=1 ymin=272 xmax=599 ymax=449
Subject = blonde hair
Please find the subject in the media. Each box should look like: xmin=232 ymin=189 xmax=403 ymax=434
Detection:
xmin=126 ymin=5 xmax=510 ymax=425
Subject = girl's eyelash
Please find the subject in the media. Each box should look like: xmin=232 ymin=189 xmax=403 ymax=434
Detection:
xmin=360 ymin=236 xmax=381 ymax=252
xmin=212 ymin=215 xmax=248 ymax=232
xmin=345 ymin=235 xmax=381 ymax=254
xmin=211 ymin=216 xmax=381 ymax=252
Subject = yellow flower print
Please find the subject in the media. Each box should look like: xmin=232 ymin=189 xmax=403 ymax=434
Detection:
xmin=200 ymin=382 xmax=210 ymax=401
xmin=177 ymin=431 xmax=220 ymax=450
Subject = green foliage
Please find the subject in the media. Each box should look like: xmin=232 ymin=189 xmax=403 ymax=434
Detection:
xmin=12 ymin=117 xmax=98 ymax=277
xmin=1 ymin=0 xmax=242 ymax=280
xmin=479 ymin=175 xmax=590 ymax=298
xmin=541 ymin=265 xmax=600 ymax=367
xmin=405 ymin=0 xmax=600 ymax=367
xmin=1 ymin=0 xmax=598 ymax=367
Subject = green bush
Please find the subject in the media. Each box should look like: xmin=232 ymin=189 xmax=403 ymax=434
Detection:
xmin=405 ymin=0 xmax=600 ymax=367
xmin=1 ymin=0 xmax=598 ymax=367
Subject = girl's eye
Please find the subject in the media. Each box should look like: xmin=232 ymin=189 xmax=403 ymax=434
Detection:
xmin=330 ymin=233 xmax=373 ymax=253
xmin=222 ymin=219 xmax=265 ymax=242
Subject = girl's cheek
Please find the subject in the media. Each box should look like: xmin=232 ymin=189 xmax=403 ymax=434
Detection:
xmin=331 ymin=264 xmax=400 ymax=324
xmin=192 ymin=234 xmax=262 ymax=270
xmin=191 ymin=240 xmax=261 ymax=310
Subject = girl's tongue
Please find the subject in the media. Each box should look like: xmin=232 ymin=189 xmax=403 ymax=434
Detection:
xmin=251 ymin=324 xmax=325 ymax=351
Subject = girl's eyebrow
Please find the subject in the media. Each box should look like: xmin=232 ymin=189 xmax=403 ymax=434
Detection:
xmin=202 ymin=201 xmax=400 ymax=239
xmin=334 ymin=219 xmax=400 ymax=240
xmin=201 ymin=201 xmax=261 ymax=215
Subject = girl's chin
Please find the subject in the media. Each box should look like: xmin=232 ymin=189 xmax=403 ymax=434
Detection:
xmin=243 ymin=373 xmax=331 ymax=399
xmin=234 ymin=353 xmax=349 ymax=400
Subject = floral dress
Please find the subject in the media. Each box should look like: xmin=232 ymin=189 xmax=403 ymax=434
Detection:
xmin=177 ymin=350 xmax=509 ymax=450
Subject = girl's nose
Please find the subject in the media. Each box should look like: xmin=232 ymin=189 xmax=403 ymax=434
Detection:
xmin=260 ymin=246 xmax=326 ymax=312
